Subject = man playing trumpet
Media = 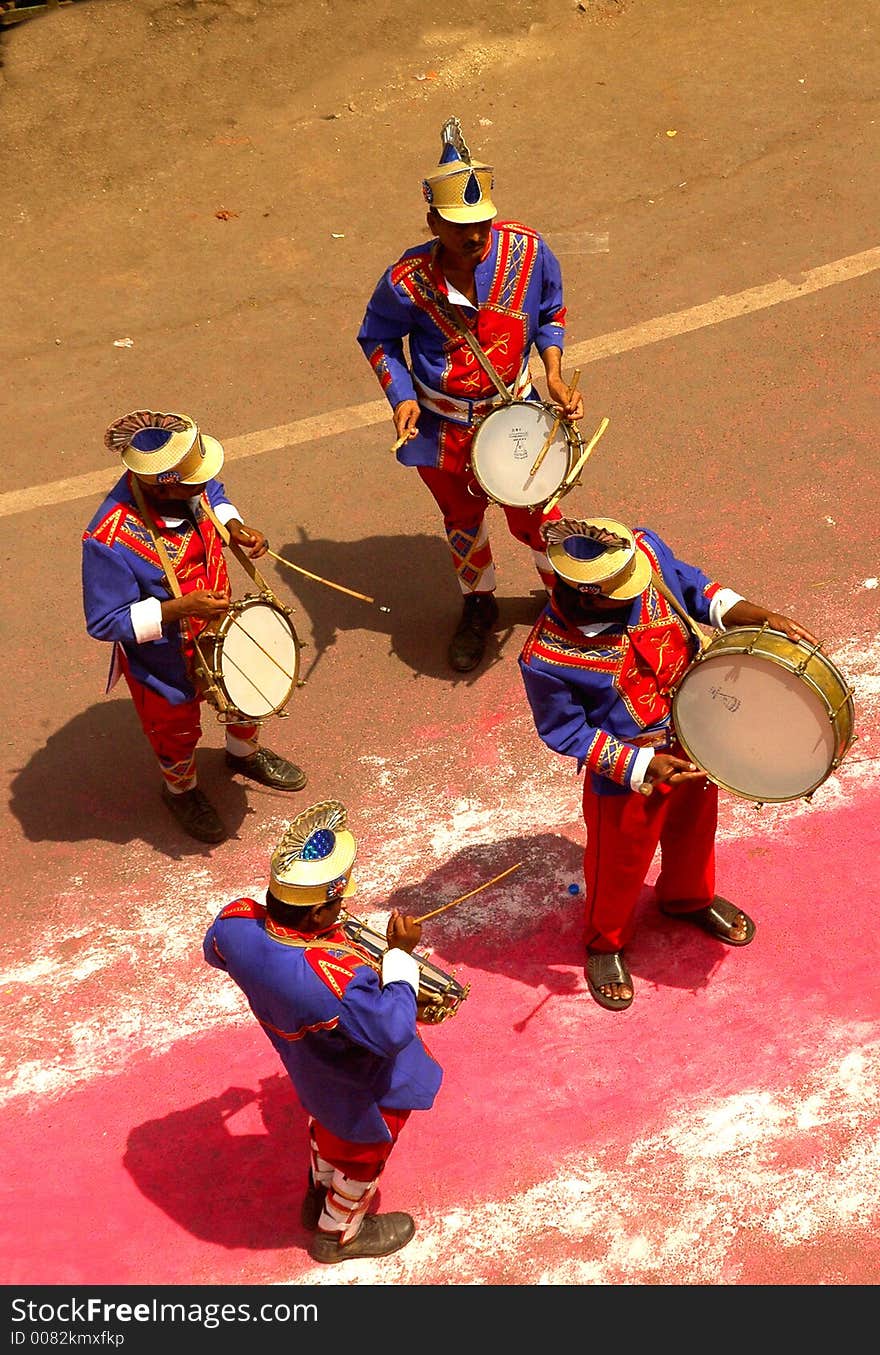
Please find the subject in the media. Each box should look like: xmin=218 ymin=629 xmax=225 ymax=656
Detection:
xmin=82 ymin=408 xmax=306 ymax=844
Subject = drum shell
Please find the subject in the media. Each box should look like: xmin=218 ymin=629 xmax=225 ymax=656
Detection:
xmin=341 ymin=916 xmax=469 ymax=1024
xmin=672 ymin=627 xmax=855 ymax=803
xmin=469 ymin=399 xmax=581 ymax=509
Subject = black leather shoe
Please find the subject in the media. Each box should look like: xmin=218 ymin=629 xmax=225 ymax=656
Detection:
xmin=447 ymin=592 xmax=499 ymax=672
xmin=309 ymin=1212 xmax=415 ymax=1264
xmin=300 ymin=1177 xmax=327 ymax=1231
xmin=160 ymin=784 xmax=227 ymax=843
xmin=225 ymin=747 xmax=307 ymax=791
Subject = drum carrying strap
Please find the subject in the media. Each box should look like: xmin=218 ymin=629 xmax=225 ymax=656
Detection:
xmin=129 ymin=476 xmax=233 ymax=712
xmin=650 ymin=570 xmax=712 ymax=653
xmin=199 ymin=499 xmax=276 ymax=598
xmin=432 ymin=291 xmax=516 ymax=404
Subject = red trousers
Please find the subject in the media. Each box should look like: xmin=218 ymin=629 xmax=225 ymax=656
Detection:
xmin=417 ymin=464 xmax=562 ymax=592
xmin=311 ymin=1108 xmax=411 ymax=1183
xmin=120 ymin=654 xmax=257 ymax=791
xmin=582 ymin=772 xmax=718 ymax=953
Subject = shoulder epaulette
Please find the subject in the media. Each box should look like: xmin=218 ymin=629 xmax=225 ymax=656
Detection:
xmin=83 ymin=501 xmax=134 ymax=549
xmin=494 ymin=219 xmax=541 ymax=241
xmin=390 ymin=244 xmax=433 ymax=287
xmin=218 ymin=897 xmax=266 ymax=921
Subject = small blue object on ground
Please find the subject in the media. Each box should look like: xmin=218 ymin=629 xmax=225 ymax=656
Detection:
xmin=568 ymin=883 xmax=580 ymax=895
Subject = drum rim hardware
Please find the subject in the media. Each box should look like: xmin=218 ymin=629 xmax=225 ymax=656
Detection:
xmin=672 ymin=623 xmax=856 ymax=803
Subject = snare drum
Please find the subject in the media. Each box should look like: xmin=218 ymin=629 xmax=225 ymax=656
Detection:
xmin=341 ymin=915 xmax=470 ymax=1024
xmin=470 ymin=400 xmax=583 ymax=509
xmin=672 ymin=627 xmax=855 ymax=803
xmin=198 ymin=594 xmax=301 ymax=723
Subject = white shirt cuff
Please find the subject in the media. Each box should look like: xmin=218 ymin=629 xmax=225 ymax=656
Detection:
xmin=713 ymin=589 xmax=745 ymax=631
xmin=629 ymin=746 xmax=655 ymax=792
xmin=131 ymin=596 xmax=164 ymax=643
xmin=382 ymin=947 xmax=420 ymax=998
xmin=212 ymin=502 xmax=240 ymax=528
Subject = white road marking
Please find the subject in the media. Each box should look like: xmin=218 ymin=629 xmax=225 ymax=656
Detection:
xmin=2 ymin=244 xmax=878 ymax=520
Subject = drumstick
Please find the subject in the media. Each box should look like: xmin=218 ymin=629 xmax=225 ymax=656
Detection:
xmin=528 ymin=369 xmax=581 ymax=478
xmin=412 ymin=862 xmax=523 ymax=924
xmin=265 ymin=549 xmax=391 ymax=612
xmin=542 ymin=414 xmax=609 ymax=513
xmin=390 ymin=429 xmax=418 ymax=453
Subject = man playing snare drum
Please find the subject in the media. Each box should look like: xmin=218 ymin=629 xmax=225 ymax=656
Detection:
xmin=82 ymin=409 xmax=307 ymax=844
xmin=518 ymin=516 xmax=818 ymax=1013
xmin=203 ymin=799 xmax=442 ymax=1264
xmin=357 ymin=116 xmax=584 ymax=673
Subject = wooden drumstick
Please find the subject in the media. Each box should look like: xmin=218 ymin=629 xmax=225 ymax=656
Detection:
xmin=390 ymin=428 xmax=419 ymax=453
xmin=542 ymin=414 xmax=609 ymax=513
xmin=412 ymin=862 xmax=523 ymax=924
xmin=265 ymin=549 xmax=391 ymax=612
xmin=528 ymin=368 xmax=581 ymax=478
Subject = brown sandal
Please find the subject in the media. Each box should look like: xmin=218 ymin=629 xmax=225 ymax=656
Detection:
xmin=660 ymin=896 xmax=755 ymax=947
xmin=585 ymin=951 xmax=634 ymax=1011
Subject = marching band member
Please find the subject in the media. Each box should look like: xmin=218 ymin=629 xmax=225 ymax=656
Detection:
xmin=357 ymin=116 xmax=584 ymax=673
xmin=203 ymin=799 xmax=442 ymax=1264
xmin=81 ymin=409 xmax=306 ymax=844
xmin=518 ymin=516 xmax=816 ymax=1012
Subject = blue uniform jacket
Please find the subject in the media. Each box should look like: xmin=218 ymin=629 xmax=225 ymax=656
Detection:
xmin=82 ymin=473 xmax=234 ymax=704
xmin=203 ymin=900 xmax=443 ymax=1143
xmin=357 ymin=220 xmax=567 ymax=469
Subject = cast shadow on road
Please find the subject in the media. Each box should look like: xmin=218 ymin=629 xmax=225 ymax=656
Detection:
xmin=368 ymin=831 xmax=725 ymax=1009
xmin=8 ymin=698 xmax=256 ymax=858
xmin=123 ymin=1075 xmax=317 ymax=1250
xmin=270 ymin=526 xmax=546 ymax=686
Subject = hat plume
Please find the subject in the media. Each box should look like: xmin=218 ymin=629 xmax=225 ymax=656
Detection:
xmin=439 ymin=115 xmax=471 ymax=165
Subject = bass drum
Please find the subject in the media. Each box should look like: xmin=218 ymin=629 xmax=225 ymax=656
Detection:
xmin=672 ymin=627 xmax=855 ymax=803
xmin=470 ymin=399 xmax=582 ymax=509
xmin=199 ymin=594 xmax=300 ymax=723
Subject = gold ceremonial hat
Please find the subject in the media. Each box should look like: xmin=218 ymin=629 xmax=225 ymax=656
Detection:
xmin=270 ymin=800 xmax=358 ymax=907
xmin=422 ymin=115 xmax=496 ymax=224
xmin=104 ymin=409 xmax=225 ymax=486
xmin=543 ymin=517 xmax=652 ymax=600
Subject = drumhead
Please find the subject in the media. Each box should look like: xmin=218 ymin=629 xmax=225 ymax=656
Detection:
xmin=471 ymin=401 xmax=574 ymax=507
xmin=673 ymin=633 xmax=850 ymax=802
xmin=216 ymin=599 xmax=299 ymax=720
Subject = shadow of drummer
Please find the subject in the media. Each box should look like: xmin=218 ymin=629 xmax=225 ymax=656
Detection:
xmin=352 ymin=829 xmax=734 ymax=1027
xmin=271 ymin=525 xmax=546 ymax=685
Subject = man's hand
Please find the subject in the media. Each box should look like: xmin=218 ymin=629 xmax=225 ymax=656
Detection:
xmin=163 ymin=589 xmax=230 ymax=623
xmin=545 ymin=372 xmax=585 ymax=422
xmin=228 ymin=520 xmax=268 ymax=559
xmin=640 ymin=753 xmax=706 ymax=796
xmin=393 ymin=399 xmax=421 ymax=442
xmin=385 ymin=908 xmax=422 ymax=954
xmin=722 ymin=599 xmax=818 ymax=647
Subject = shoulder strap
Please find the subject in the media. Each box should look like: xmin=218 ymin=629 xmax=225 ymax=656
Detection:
xmin=129 ymin=475 xmax=184 ymax=599
xmin=418 ymin=264 xmax=513 ymax=402
xmin=199 ymin=497 xmax=275 ymax=596
xmin=650 ymin=570 xmax=711 ymax=652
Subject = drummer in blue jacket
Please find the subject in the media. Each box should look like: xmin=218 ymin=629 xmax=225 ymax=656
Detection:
xmin=203 ymin=798 xmax=442 ymax=1264
xmin=518 ymin=516 xmax=816 ymax=1013
xmin=82 ymin=408 xmax=306 ymax=844
xmin=357 ymin=116 xmax=584 ymax=673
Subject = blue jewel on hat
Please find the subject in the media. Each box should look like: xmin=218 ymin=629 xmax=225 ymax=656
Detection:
xmin=463 ymin=171 xmax=483 ymax=206
xmin=302 ymin=827 xmax=336 ymax=861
